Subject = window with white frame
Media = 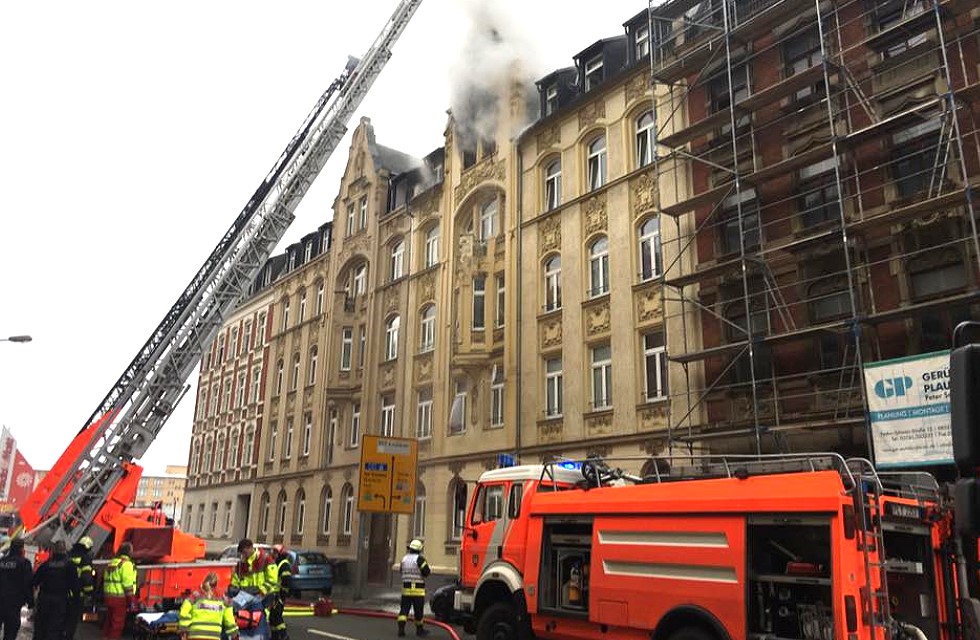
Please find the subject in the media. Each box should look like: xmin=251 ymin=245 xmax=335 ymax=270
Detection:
xmin=385 ymin=315 xmax=400 ymax=361
xmin=217 ymin=335 xmax=226 ymax=363
xmin=417 ymin=389 xmax=433 ymax=439
xmin=281 ymin=300 xmax=290 ymax=331
xmin=321 ymin=486 xmax=333 ymax=535
xmin=210 ymin=384 xmax=219 ymax=417
xmin=545 ymin=357 xmax=563 ymax=417
xmin=495 ymin=275 xmax=505 ymax=328
xmin=316 ymin=282 xmax=324 ymax=315
xmin=589 ymin=236 xmax=610 ymax=297
xmin=308 ymin=346 xmax=318 ymax=385
xmin=242 ymin=320 xmax=252 ymax=354
xmin=644 ymin=331 xmax=668 ymax=400
xmin=305 ymin=242 xmax=313 ymax=262
xmin=198 ymin=505 xmax=204 ymax=533
xmin=636 ymin=111 xmax=656 ymax=168
xmin=230 ymin=328 xmax=239 ymax=360
xmin=591 ymin=344 xmax=613 ymax=409
xmin=346 ymin=204 xmax=355 ymax=237
xmin=587 ymin=136 xmax=607 ymax=190
xmin=275 ymin=360 xmax=284 ymax=395
xmin=302 ymin=413 xmax=312 ymax=456
xmin=490 ymin=364 xmax=504 ymax=427
xmin=283 ymin=418 xmax=293 ymax=459
xmin=472 ymin=277 xmax=486 ymax=330
xmin=357 ymin=325 xmax=366 ymax=369
xmin=350 ymin=403 xmax=361 ymax=448
xmin=352 ymin=264 xmax=367 ymax=297
xmin=214 ymin=435 xmax=224 ymax=471
xmin=243 ymin=429 xmax=254 ymax=466
xmin=545 ymin=159 xmax=562 ymax=211
xmin=380 ymin=397 xmax=395 ymax=437
xmin=340 ymin=327 xmax=353 ymax=371
xmin=635 ymin=24 xmax=650 ymax=59
xmin=296 ymin=491 xmax=306 ymax=535
xmin=291 ymin=354 xmax=300 ymax=391
xmin=419 ymin=305 xmax=436 ymax=352
xmin=359 ymin=197 xmax=368 ymax=230
xmin=237 ymin=373 xmax=246 ymax=407
xmin=211 ymin=503 xmax=219 ymax=534
xmin=584 ymin=54 xmax=603 ymax=91
xmin=191 ymin=440 xmax=200 ymax=475
xmin=390 ymin=240 xmax=405 ymax=281
xmin=544 ymin=255 xmax=562 ymax=311
xmin=257 ymin=313 xmax=266 ymax=346
xmin=223 ymin=379 xmax=232 ymax=413
xmin=639 ymin=217 xmax=663 ymax=280
xmin=268 ymin=423 xmax=277 ymax=461
xmin=545 ymin=84 xmax=559 ymax=115
xmin=327 ymin=410 xmax=337 ymax=466
xmin=277 ymin=494 xmax=287 ymax=535
xmin=449 ymin=381 xmax=467 ymax=435
xmin=413 ymin=485 xmax=426 ymax=538
xmin=260 ymin=495 xmax=270 ymax=535
xmin=479 ymin=200 xmax=497 ymax=241
xmin=342 ymin=484 xmax=355 ymax=535
xmin=424 ymin=225 xmax=439 ymax=268
xmin=299 ymin=290 xmax=307 ymax=322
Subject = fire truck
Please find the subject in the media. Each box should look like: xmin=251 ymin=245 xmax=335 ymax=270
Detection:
xmin=455 ymin=453 xmax=979 ymax=640
xmin=15 ymin=0 xmax=423 ymax=611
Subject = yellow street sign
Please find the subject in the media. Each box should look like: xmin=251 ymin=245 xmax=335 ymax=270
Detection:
xmin=357 ymin=435 xmax=418 ymax=514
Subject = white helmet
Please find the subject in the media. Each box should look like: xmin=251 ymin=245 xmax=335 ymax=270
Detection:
xmin=408 ymin=538 xmax=424 ymax=552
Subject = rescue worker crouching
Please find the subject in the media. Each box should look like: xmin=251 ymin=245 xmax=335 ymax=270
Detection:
xmin=0 ymin=538 xmax=34 ymax=640
xmin=397 ymin=538 xmax=431 ymax=637
xmin=270 ymin=544 xmax=291 ymax=640
xmin=66 ymin=535 xmax=95 ymax=640
xmin=102 ymin=541 xmax=137 ymax=640
xmin=178 ymin=572 xmax=239 ymax=640
xmin=32 ymin=541 xmax=81 ymax=640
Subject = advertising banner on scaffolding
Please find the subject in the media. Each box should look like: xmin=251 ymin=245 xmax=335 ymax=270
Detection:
xmin=863 ymin=350 xmax=952 ymax=468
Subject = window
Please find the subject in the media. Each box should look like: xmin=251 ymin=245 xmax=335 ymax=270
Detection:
xmin=198 ymin=505 xmax=205 ymax=533
xmin=299 ymin=290 xmax=307 ymax=322
xmin=545 ymin=160 xmax=562 ymax=211
xmin=291 ymin=354 xmax=300 ymax=391
xmin=260 ymin=494 xmax=270 ymax=536
xmin=544 ymin=255 xmax=562 ymax=311
xmin=237 ymin=372 xmax=246 ymax=407
xmin=302 ymin=413 xmax=312 ymax=456
xmin=350 ymin=402 xmax=361 ymax=448
xmin=281 ymin=300 xmax=290 ymax=331
xmin=380 ymin=397 xmax=395 ymax=437
xmin=346 ymin=204 xmax=355 ymax=237
xmin=591 ymin=344 xmax=613 ymax=409
xmin=321 ymin=486 xmax=333 ymax=535
xmin=635 ymin=24 xmax=650 ymax=59
xmin=892 ymin=123 xmax=943 ymax=199
xmin=589 ymin=236 xmax=609 ymax=297
xmin=230 ymin=328 xmax=239 ymax=360
xmin=719 ymin=189 xmax=760 ymax=255
xmin=424 ymin=225 xmax=440 ymax=268
xmin=508 ymin=483 xmax=523 ymax=519
xmin=709 ymin=64 xmax=750 ymax=134
xmin=385 ymin=315 xmax=400 ymax=361
xmin=191 ymin=440 xmax=200 ymax=475
xmin=473 ymin=277 xmax=486 ymax=330
xmin=217 ymin=335 xmax=226 ymax=363
xmin=242 ymin=321 xmax=252 ymax=354
xmin=390 ymin=240 xmax=405 ymax=281
xmin=308 ymin=347 xmax=318 ymax=385
xmin=257 ymin=313 xmax=266 ymax=346
xmin=277 ymin=494 xmax=287 ymax=536
xmin=584 ymin=54 xmax=603 ymax=90
xmin=211 ymin=503 xmax=219 ymax=535
xmin=909 ymin=252 xmax=967 ymax=299
xmin=210 ymin=385 xmax=219 ymax=417
xmin=288 ymin=251 xmax=296 ymax=271
xmin=417 ymin=389 xmax=433 ymax=439
xmin=799 ymin=159 xmax=841 ymax=228
xmin=243 ymin=429 xmax=254 ymax=466
xmin=185 ymin=505 xmax=193 ymax=532
xmin=639 ymin=217 xmax=663 ymax=280
xmin=352 ymin=264 xmax=367 ymax=297
xmin=295 ymin=491 xmax=306 ymax=536
xmin=545 ymin=84 xmax=559 ymax=116
xmin=268 ymin=423 xmax=277 ymax=462
xmin=479 ymin=200 xmax=497 ymax=241
xmin=495 ymin=275 xmax=505 ymax=328
xmin=223 ymin=503 xmax=232 ymax=535
xmin=359 ymin=197 xmax=368 ymax=230
xmin=809 ymin=277 xmax=851 ymax=323
xmin=358 ymin=325 xmax=366 ymax=369
xmin=340 ymin=327 xmax=353 ymax=371
xmin=327 ymin=409 xmax=337 ymax=466
xmin=284 ymin=418 xmax=293 ymax=459
xmin=636 ymin=111 xmax=656 ymax=168
xmin=783 ymin=28 xmax=824 ymax=102
xmin=872 ymin=0 xmax=928 ymax=58
xmin=316 ymin=282 xmax=324 ymax=315
xmin=449 ymin=381 xmax=467 ymax=435
xmin=587 ymin=136 xmax=607 ymax=190
xmin=214 ymin=434 xmax=225 ymax=471
xmin=643 ymin=331 xmax=668 ymax=401
xmin=273 ymin=360 xmax=282 ymax=395
xmin=420 ymin=305 xmax=436 ymax=352
xmin=474 ymin=485 xmax=505 ymax=524
xmin=342 ymin=484 xmax=355 ymax=535
xmin=491 ymin=365 xmax=504 ymax=427
xmin=305 ymin=242 xmax=313 ymax=262
xmin=413 ymin=484 xmax=426 ymax=538
xmin=545 ymin=357 xmax=563 ymax=417
xmin=450 ymin=479 xmax=468 ymax=540
xmin=223 ymin=379 xmax=232 ymax=413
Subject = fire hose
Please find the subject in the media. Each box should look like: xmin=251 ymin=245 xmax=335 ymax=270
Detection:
xmin=329 ymin=607 xmax=463 ymax=640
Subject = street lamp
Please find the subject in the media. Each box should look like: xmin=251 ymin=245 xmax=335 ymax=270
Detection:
xmin=0 ymin=335 xmax=31 ymax=343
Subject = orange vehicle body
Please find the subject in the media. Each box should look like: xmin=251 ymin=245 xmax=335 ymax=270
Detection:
xmin=457 ymin=462 xmax=960 ymax=640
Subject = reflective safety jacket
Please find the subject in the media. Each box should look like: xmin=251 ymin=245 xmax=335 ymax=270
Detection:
xmin=69 ymin=544 xmax=95 ymax=600
xmin=275 ymin=556 xmax=291 ymax=595
xmin=178 ymin=593 xmax=238 ymax=640
xmin=399 ymin=551 xmax=431 ymax=597
xmin=103 ymin=553 xmax=137 ymax=598
xmin=231 ymin=549 xmax=277 ymax=596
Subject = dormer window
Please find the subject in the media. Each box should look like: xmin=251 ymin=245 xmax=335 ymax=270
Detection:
xmin=635 ymin=25 xmax=650 ymax=60
xmin=304 ymin=243 xmax=313 ymax=262
xmin=545 ymin=85 xmax=559 ymax=116
xmin=585 ymin=55 xmax=604 ymax=91
xmin=288 ymin=252 xmax=296 ymax=270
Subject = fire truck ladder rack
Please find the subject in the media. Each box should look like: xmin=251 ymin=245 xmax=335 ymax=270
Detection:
xmin=646 ymin=0 xmax=980 ymax=459
xmin=31 ymin=0 xmax=424 ymax=551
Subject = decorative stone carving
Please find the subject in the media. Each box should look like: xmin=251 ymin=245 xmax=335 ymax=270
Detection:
xmin=638 ymin=403 xmax=668 ymax=431
xmin=585 ymin=301 xmax=611 ymax=336
xmin=381 ymin=363 xmax=396 ymax=390
xmin=454 ymin=159 xmax=506 ymax=206
xmin=449 ymin=462 xmax=464 ymax=476
xmin=343 ymin=468 xmax=353 ymax=481
xmin=539 ymin=216 xmax=561 ymax=253
xmin=540 ymin=318 xmax=562 ymax=349
xmin=578 ymin=100 xmax=606 ymax=129
xmin=382 ymin=286 xmax=400 ymax=315
xmin=536 ymin=125 xmax=561 ymax=155
xmin=538 ymin=419 xmax=563 ymax=443
xmin=626 ymin=74 xmax=651 ymax=105
xmin=585 ymin=413 xmax=613 ymax=436
xmin=586 ymin=445 xmax=611 ymax=460
xmin=415 ymin=354 xmax=433 ymax=383
xmin=418 ymin=272 xmax=436 ymax=303
xmin=482 ymin=457 xmax=497 ymax=471
xmin=636 ymin=287 xmax=663 ymax=324
xmin=631 ymin=172 xmax=657 ymax=215
xmin=584 ymin=193 xmax=607 ymax=236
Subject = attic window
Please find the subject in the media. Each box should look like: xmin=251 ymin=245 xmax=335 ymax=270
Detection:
xmin=545 ymin=85 xmax=559 ymax=116
xmin=585 ymin=55 xmax=603 ymax=91
xmin=635 ymin=25 xmax=650 ymax=59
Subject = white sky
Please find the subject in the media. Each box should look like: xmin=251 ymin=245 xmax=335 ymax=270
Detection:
xmin=0 ymin=0 xmax=645 ymax=475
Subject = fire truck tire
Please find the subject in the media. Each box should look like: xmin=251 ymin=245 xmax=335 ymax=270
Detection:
xmin=665 ymin=627 xmax=715 ymax=640
xmin=476 ymin=602 xmax=524 ymax=640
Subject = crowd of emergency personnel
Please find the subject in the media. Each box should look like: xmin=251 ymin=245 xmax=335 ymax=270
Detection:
xmin=0 ymin=535 xmax=435 ymax=639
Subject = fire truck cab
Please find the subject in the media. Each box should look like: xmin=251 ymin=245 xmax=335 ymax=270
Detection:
xmin=456 ymin=455 xmax=961 ymax=640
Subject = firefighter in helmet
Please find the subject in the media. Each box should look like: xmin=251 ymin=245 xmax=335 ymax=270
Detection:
xmin=66 ymin=535 xmax=95 ymax=640
xmin=269 ymin=544 xmax=291 ymax=640
xmin=397 ymin=538 xmax=431 ymax=637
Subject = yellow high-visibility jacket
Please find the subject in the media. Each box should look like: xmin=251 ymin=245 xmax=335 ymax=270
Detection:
xmin=178 ymin=594 xmax=238 ymax=640
xmin=103 ymin=554 xmax=136 ymax=598
xmin=230 ymin=549 xmax=278 ymax=596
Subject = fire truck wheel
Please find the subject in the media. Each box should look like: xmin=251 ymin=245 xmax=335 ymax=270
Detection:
xmin=476 ymin=602 xmax=520 ymax=640
xmin=665 ymin=626 xmax=715 ymax=640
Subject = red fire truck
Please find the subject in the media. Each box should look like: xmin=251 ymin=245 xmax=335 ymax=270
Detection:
xmin=454 ymin=454 xmax=976 ymax=640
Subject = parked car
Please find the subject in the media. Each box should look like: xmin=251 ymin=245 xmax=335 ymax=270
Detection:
xmin=285 ymin=549 xmax=333 ymax=597
xmin=217 ymin=543 xmax=273 ymax=562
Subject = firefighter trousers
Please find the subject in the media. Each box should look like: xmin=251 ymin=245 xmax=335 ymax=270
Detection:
xmin=33 ymin=595 xmax=69 ymax=640
xmin=397 ymin=595 xmax=426 ymax=635
xmin=268 ymin=594 xmax=289 ymax=640
xmin=0 ymin=605 xmax=22 ymax=640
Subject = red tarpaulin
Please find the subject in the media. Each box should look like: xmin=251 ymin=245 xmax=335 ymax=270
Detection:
xmin=7 ymin=449 xmax=35 ymax=507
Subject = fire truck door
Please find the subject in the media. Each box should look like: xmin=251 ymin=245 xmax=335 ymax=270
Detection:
xmin=463 ymin=482 xmax=507 ymax=585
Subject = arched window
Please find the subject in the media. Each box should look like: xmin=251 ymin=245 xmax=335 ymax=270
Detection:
xmin=190 ymin=439 xmax=201 ymax=475
xmin=636 ymin=110 xmax=656 ymax=168
xmin=413 ymin=483 xmax=427 ymax=538
xmin=390 ymin=239 xmax=405 ymax=281
xmin=315 ymin=281 xmax=325 ymax=315
xmin=276 ymin=490 xmax=288 ymax=536
xmin=214 ymin=433 xmax=225 ymax=471
xmin=419 ymin=304 xmax=436 ymax=352
xmin=308 ymin=346 xmax=318 ymax=385
xmin=479 ymin=199 xmax=498 ymax=241
xmin=295 ymin=489 xmax=306 ymax=536
xmin=281 ymin=298 xmax=290 ymax=331
xmin=449 ymin=478 xmax=468 ymax=541
xmin=385 ymin=315 xmax=400 ymax=361
xmin=640 ymin=457 xmax=670 ymax=480
xmin=203 ymin=437 xmax=213 ymax=472
xmin=638 ymin=217 xmax=663 ymax=281
xmin=544 ymin=255 xmax=562 ymax=311
xmin=589 ymin=236 xmax=609 ymax=297
xmin=352 ymin=264 xmax=367 ymax=297
xmin=275 ymin=359 xmax=284 ymax=395
xmin=259 ymin=492 xmax=271 ymax=536
xmin=341 ymin=483 xmax=355 ymax=536
xmin=321 ymin=486 xmax=333 ymax=536
xmin=291 ymin=353 xmax=300 ymax=391
xmin=587 ymin=135 xmax=607 ymax=190
xmin=424 ymin=224 xmax=440 ymax=268
xmin=299 ymin=288 xmax=307 ymax=322
xmin=243 ymin=428 xmax=255 ymax=466
xmin=545 ymin=159 xmax=561 ymax=211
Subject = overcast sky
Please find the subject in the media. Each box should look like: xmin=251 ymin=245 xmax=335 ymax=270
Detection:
xmin=0 ymin=0 xmax=646 ymax=475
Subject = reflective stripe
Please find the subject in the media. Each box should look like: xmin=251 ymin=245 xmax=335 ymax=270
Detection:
xmin=103 ymin=555 xmax=136 ymax=596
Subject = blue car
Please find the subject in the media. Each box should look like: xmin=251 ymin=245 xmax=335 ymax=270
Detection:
xmin=286 ymin=549 xmax=333 ymax=597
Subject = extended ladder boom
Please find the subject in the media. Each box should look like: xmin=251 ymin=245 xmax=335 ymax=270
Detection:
xmin=29 ymin=0 xmax=424 ymax=551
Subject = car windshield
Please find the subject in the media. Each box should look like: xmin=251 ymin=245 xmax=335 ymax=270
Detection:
xmin=297 ymin=552 xmax=328 ymax=566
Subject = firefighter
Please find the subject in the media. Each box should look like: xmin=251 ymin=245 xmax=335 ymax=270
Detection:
xmin=178 ymin=571 xmax=239 ymax=640
xmin=230 ymin=538 xmax=278 ymax=598
xmin=270 ymin=544 xmax=291 ymax=640
xmin=65 ymin=535 xmax=95 ymax=640
xmin=32 ymin=541 xmax=80 ymax=640
xmin=0 ymin=538 xmax=34 ymax=640
xmin=102 ymin=542 xmax=137 ymax=639
xmin=397 ymin=538 xmax=431 ymax=637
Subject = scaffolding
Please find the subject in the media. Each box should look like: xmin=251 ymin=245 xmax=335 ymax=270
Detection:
xmin=646 ymin=0 xmax=980 ymax=459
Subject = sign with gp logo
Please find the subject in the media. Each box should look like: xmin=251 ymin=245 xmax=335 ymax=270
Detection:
xmin=863 ymin=350 xmax=952 ymax=467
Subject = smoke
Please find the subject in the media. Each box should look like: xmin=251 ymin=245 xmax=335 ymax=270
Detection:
xmin=449 ymin=0 xmax=541 ymax=151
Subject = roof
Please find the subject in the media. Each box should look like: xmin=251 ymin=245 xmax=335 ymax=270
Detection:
xmin=478 ymin=464 xmax=584 ymax=484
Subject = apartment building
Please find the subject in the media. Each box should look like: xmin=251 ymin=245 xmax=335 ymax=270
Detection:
xmin=134 ymin=464 xmax=187 ymax=521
